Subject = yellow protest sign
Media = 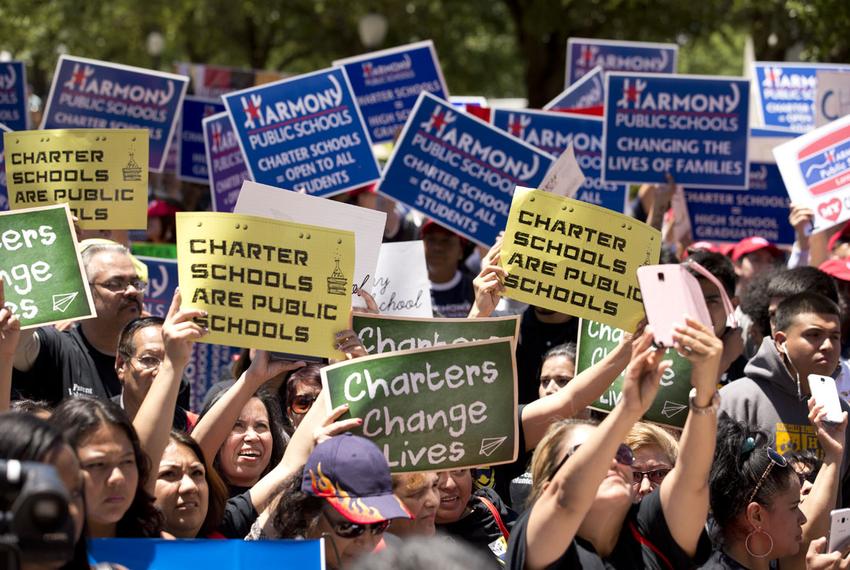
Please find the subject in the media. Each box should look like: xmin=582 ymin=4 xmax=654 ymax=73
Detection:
xmin=4 ymin=129 xmax=149 ymax=230
xmin=502 ymin=187 xmax=660 ymax=332
xmin=176 ymin=211 xmax=355 ymax=359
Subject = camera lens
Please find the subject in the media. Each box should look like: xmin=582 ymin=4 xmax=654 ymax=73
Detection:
xmin=31 ymin=497 xmax=64 ymax=531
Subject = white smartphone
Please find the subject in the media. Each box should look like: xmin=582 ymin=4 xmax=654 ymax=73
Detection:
xmin=829 ymin=508 xmax=850 ymax=553
xmin=809 ymin=374 xmax=845 ymax=424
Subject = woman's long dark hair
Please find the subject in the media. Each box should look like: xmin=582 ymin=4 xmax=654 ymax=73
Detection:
xmin=271 ymin=471 xmax=324 ymax=538
xmin=52 ymin=397 xmax=163 ymax=538
xmin=166 ymin=430 xmax=229 ymax=537
xmin=0 ymin=412 xmax=89 ymax=569
xmin=199 ymin=387 xmax=287 ymax=490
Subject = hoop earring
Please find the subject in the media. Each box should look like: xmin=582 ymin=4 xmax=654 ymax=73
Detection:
xmin=745 ymin=528 xmax=773 ymax=558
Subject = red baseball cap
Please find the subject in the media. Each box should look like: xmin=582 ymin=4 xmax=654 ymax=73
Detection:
xmin=730 ymin=236 xmax=782 ymax=262
xmin=828 ymin=222 xmax=850 ymax=252
xmin=684 ymin=241 xmax=721 ymax=258
xmin=819 ymin=258 xmax=850 ymax=282
xmin=147 ymin=199 xmax=180 ymax=218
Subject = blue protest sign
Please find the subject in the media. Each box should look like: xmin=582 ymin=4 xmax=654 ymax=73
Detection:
xmin=544 ymin=66 xmax=604 ymax=113
xmin=566 ymin=38 xmax=677 ymax=87
xmin=222 ymin=67 xmax=379 ymax=197
xmin=684 ymin=162 xmax=794 ymax=245
xmin=203 ymin=111 xmax=250 ymax=212
xmin=0 ymin=62 xmax=27 ymax=131
xmin=41 ymin=55 xmax=188 ymax=172
xmin=378 ymin=92 xmax=553 ymax=246
xmin=491 ymin=108 xmax=626 ymax=212
xmin=334 ymin=40 xmax=450 ymax=144
xmin=603 ymin=73 xmax=750 ymax=189
xmin=0 ymin=123 xmax=9 ymax=211
xmin=89 ymin=538 xmax=325 ymax=569
xmin=180 ymin=96 xmax=225 ymax=183
xmin=751 ymin=62 xmax=850 ymax=133
xmin=138 ymin=255 xmax=240 ymax=409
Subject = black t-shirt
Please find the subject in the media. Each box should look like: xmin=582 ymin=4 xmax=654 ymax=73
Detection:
xmin=431 ymin=271 xmax=475 ymax=318
xmin=473 ymin=405 xmax=530 ymax=511
xmin=506 ymin=489 xmax=711 ymax=569
xmin=516 ymin=307 xmax=578 ymax=405
xmin=437 ymin=487 xmax=517 ymax=566
xmin=698 ymin=549 xmax=750 ymax=569
xmin=218 ymin=490 xmax=258 ymax=539
xmin=13 ymin=325 xmax=121 ymax=405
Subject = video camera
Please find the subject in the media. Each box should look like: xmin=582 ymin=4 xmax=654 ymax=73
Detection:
xmin=0 ymin=459 xmax=75 ymax=569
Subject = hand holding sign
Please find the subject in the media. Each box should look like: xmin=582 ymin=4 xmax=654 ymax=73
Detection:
xmin=162 ymin=288 xmax=208 ymax=370
xmin=244 ymin=350 xmax=305 ymax=392
xmin=335 ymin=329 xmax=369 ymax=360
xmin=471 ymin=237 xmax=506 ymax=319
xmin=314 ymin=403 xmax=362 ymax=446
xmin=0 ymin=279 xmax=21 ymax=359
xmin=620 ymin=328 xmax=671 ymax=417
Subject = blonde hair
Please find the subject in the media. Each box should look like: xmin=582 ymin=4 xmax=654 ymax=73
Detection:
xmin=624 ymin=422 xmax=679 ymax=465
xmin=392 ymin=472 xmax=428 ymax=494
xmin=527 ymin=419 xmax=597 ymax=508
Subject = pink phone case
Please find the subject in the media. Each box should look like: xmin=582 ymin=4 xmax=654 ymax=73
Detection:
xmin=637 ymin=265 xmax=713 ymax=348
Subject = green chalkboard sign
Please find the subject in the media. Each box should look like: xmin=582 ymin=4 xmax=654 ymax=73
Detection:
xmin=576 ymin=318 xmax=692 ymax=429
xmin=352 ymin=313 xmax=520 ymax=354
xmin=322 ymin=337 xmax=518 ymax=473
xmin=0 ymin=204 xmax=95 ymax=328
xmin=131 ymin=242 xmax=177 ymax=259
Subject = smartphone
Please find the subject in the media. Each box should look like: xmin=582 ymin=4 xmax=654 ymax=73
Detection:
xmin=809 ymin=374 xmax=845 ymax=424
xmin=829 ymin=508 xmax=850 ymax=553
xmin=636 ymin=265 xmax=712 ymax=349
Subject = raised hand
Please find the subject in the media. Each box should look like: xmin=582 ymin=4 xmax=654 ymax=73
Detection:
xmin=620 ymin=327 xmax=671 ymax=417
xmin=808 ymin=398 xmax=848 ymax=464
xmin=313 ymin=403 xmax=363 ymax=446
xmin=244 ymin=349 xmax=305 ymax=388
xmin=335 ymin=329 xmax=368 ymax=360
xmin=162 ymin=288 xmax=207 ymax=370
xmin=0 ymin=279 xmax=21 ymax=361
xmin=470 ymin=235 xmax=505 ymax=318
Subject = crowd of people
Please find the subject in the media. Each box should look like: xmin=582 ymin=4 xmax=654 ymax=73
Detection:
xmin=7 ymin=167 xmax=850 ymax=570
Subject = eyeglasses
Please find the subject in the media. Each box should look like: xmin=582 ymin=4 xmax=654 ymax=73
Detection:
xmin=90 ymin=278 xmax=147 ymax=293
xmin=547 ymin=442 xmax=634 ymax=482
xmin=632 ymin=467 xmax=672 ymax=486
xmin=747 ymin=448 xmax=788 ymax=504
xmin=291 ymin=394 xmax=318 ymax=415
xmin=322 ymin=510 xmax=390 ymax=539
xmin=132 ymin=355 xmax=162 ymax=371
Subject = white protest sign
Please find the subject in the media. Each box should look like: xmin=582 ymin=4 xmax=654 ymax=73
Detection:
xmin=539 ymin=144 xmax=586 ymax=197
xmin=371 ymin=241 xmax=432 ymax=317
xmin=816 ymin=71 xmax=850 ymax=128
xmin=234 ymin=181 xmax=386 ymax=293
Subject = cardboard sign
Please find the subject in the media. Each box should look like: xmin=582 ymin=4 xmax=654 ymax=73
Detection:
xmin=203 ymin=111 xmax=250 ymax=213
xmin=222 ymin=67 xmax=380 ymax=197
xmin=89 ymin=538 xmax=325 ymax=570
xmin=371 ymin=241 xmax=433 ymax=317
xmin=774 ymin=113 xmax=850 ymax=232
xmin=685 ymin=162 xmax=794 ymax=245
xmin=322 ymin=338 xmax=518 ymax=472
xmin=544 ymin=65 xmax=604 ymax=114
xmin=0 ymin=62 xmax=28 ymax=131
xmin=0 ymin=204 xmax=95 ymax=328
xmin=352 ymin=313 xmax=519 ymax=354
xmin=576 ymin=319 xmax=692 ymax=428
xmin=0 ymin=123 xmax=9 ymax=211
xmin=138 ymin=254 xmax=241 ymax=410
xmin=334 ymin=41 xmax=450 ymax=144
xmin=751 ymin=62 xmax=850 ymax=133
xmin=175 ymin=62 xmax=290 ymax=99
xmin=41 ymin=55 xmax=187 ymax=172
xmin=502 ymin=188 xmax=660 ymax=332
xmin=4 ymin=129 xmax=149 ymax=229
xmin=180 ymin=96 xmax=225 ymax=183
xmin=603 ymin=73 xmax=750 ymax=189
xmin=176 ymin=211 xmax=355 ymax=359
xmin=234 ymin=180 xmax=385 ymax=294
xmin=378 ymin=92 xmax=554 ymax=247
xmin=816 ymin=70 xmax=850 ymax=128
xmin=492 ymin=109 xmax=627 ymax=212
xmin=566 ymin=38 xmax=678 ymax=86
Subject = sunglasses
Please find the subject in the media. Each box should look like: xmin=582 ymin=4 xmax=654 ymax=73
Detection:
xmin=632 ymin=467 xmax=671 ymax=486
xmin=548 ymin=442 xmax=634 ymax=482
xmin=291 ymin=394 xmax=318 ymax=415
xmin=747 ymin=448 xmax=788 ymax=504
xmin=322 ymin=511 xmax=390 ymax=539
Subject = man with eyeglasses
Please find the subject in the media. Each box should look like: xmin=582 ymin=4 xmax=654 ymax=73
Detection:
xmin=114 ymin=316 xmax=197 ymax=432
xmin=11 ymin=241 xmax=148 ymax=404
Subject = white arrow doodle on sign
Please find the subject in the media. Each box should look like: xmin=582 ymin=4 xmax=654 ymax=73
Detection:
xmin=52 ymin=292 xmax=78 ymax=313
xmin=480 ymin=436 xmax=508 ymax=457
xmin=661 ymin=400 xmax=688 ymax=419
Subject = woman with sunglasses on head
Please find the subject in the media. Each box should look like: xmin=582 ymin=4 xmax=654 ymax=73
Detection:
xmin=704 ymin=401 xmax=847 ymax=570
xmin=508 ymin=321 xmax=721 ymax=569
xmin=624 ymin=422 xmax=678 ymax=503
xmin=282 ymin=364 xmax=323 ymax=435
xmin=270 ymin=433 xmax=412 ymax=569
